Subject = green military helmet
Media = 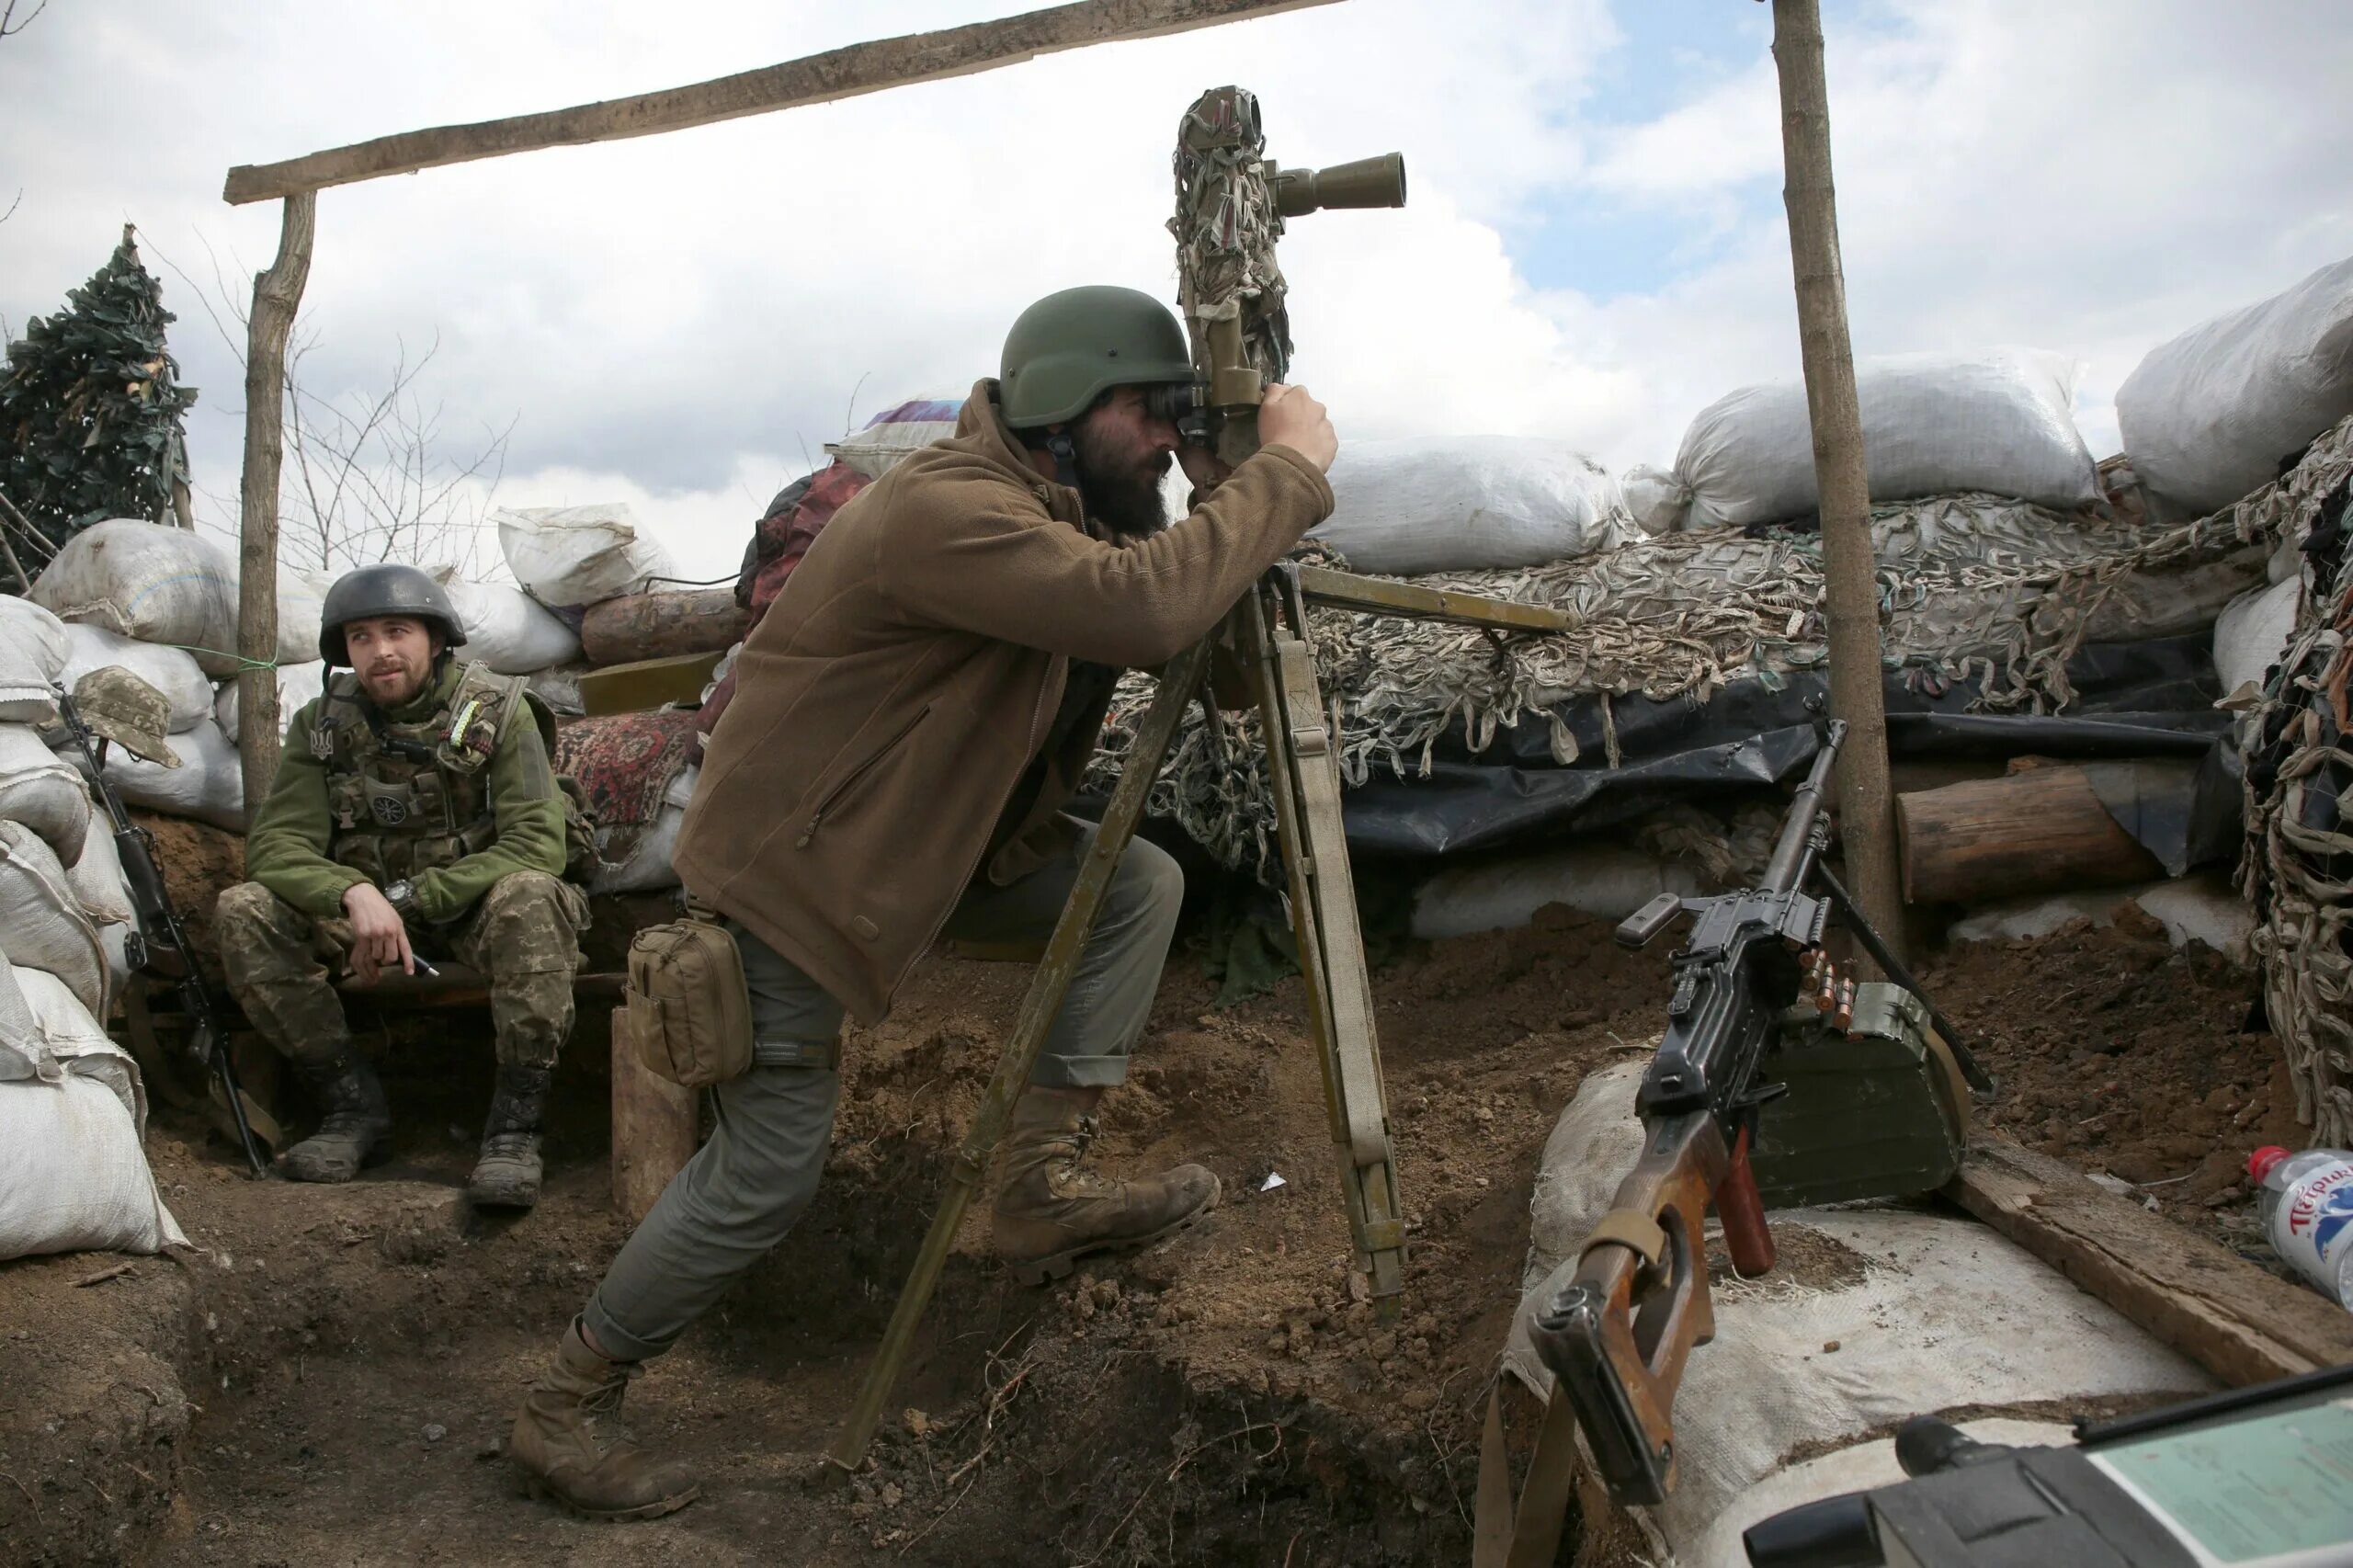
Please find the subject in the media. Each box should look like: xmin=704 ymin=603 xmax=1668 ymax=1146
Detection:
xmin=318 ymin=563 xmax=468 ymax=666
xmin=998 ymin=285 xmax=1197 ymax=429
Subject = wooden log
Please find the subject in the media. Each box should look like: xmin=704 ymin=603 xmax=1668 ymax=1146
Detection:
xmin=1772 ymin=0 xmax=1905 ymax=963
xmin=1897 ymin=764 xmax=2167 ymax=905
xmin=1949 ymin=1136 xmax=2353 ymax=1386
xmin=235 ymin=192 xmax=315 ymax=812
xmin=610 ymin=1006 xmax=698 ymax=1223
xmin=579 ymin=588 xmax=748 ymax=665
xmin=224 ymin=0 xmax=1343 ymax=204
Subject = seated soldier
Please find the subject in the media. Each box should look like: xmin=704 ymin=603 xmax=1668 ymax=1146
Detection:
xmin=215 ymin=564 xmax=588 ymax=1208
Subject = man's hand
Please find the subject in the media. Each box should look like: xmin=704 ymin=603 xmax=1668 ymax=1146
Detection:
xmin=1256 ymin=383 xmax=1337 ymax=472
xmin=341 ymin=881 xmax=415 ymax=987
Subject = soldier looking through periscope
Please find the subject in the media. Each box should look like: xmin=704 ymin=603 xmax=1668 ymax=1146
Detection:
xmin=213 ymin=564 xmax=589 ymax=1210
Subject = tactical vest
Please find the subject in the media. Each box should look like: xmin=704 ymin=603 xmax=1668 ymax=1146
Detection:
xmin=311 ymin=661 xmax=556 ymax=886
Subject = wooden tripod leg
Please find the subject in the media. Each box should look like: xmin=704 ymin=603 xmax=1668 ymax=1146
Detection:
xmin=825 ymin=638 xmax=1214 ymax=1474
xmin=1234 ymin=578 xmax=1409 ymax=1314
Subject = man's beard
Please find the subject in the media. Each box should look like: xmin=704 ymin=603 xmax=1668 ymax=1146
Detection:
xmin=1072 ymin=421 xmax=1172 ymax=542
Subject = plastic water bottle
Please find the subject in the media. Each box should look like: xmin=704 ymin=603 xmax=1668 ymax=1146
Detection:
xmin=2249 ymin=1145 xmax=2353 ymax=1307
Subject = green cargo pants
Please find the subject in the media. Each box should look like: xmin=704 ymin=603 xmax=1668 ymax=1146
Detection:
xmin=581 ymin=821 xmax=1181 ymax=1362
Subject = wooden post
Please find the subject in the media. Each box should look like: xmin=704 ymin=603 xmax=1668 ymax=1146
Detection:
xmin=610 ymin=1008 xmax=697 ymax=1222
xmin=1771 ymin=0 xmax=1906 ymax=960
xmin=235 ymin=192 xmax=314 ymax=812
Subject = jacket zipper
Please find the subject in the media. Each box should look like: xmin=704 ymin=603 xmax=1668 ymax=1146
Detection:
xmin=794 ymin=702 xmax=932 ymax=848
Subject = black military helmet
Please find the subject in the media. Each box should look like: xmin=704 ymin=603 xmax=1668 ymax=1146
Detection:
xmin=317 ymin=563 xmax=467 ymax=666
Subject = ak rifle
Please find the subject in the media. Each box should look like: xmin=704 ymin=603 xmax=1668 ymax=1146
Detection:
xmin=1529 ymin=719 xmax=1991 ymax=1507
xmin=57 ymin=689 xmax=270 ymax=1176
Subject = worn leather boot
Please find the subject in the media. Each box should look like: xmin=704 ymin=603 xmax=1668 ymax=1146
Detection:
xmin=468 ymin=1064 xmax=551 ymax=1210
xmin=992 ymin=1085 xmax=1221 ymax=1285
xmin=278 ymin=1048 xmax=392 ymax=1183
xmin=510 ymin=1320 xmax=699 ymax=1521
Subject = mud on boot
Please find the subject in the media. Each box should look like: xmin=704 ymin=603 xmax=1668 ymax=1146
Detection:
xmin=468 ymin=1063 xmax=550 ymax=1210
xmin=991 ymin=1085 xmax=1221 ymax=1286
xmin=510 ymin=1321 xmax=699 ymax=1521
xmin=278 ymin=1049 xmax=392 ymax=1183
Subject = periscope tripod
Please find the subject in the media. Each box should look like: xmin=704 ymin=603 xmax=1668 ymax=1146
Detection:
xmin=824 ymin=562 xmax=1575 ymax=1473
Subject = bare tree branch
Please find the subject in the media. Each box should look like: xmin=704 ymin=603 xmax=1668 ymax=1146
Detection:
xmin=0 ymin=0 xmax=50 ymax=40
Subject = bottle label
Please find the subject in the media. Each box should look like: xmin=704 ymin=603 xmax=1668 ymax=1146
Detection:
xmin=2284 ymin=1165 xmax=2353 ymax=1264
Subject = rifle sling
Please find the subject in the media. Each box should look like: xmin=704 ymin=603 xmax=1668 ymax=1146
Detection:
xmin=1580 ymin=1208 xmax=1668 ymax=1269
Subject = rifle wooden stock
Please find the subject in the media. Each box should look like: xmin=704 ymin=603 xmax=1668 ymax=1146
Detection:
xmin=1532 ymin=1111 xmax=1729 ymax=1506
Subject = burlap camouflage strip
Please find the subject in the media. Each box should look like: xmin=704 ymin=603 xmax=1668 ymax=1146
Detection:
xmin=1090 ymin=483 xmax=2291 ymax=881
xmin=2237 ymin=416 xmax=2353 ymax=1145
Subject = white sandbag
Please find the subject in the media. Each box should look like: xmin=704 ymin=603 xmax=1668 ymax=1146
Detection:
xmin=1692 ymin=1419 xmax=2074 ymax=1568
xmin=2119 ymin=255 xmax=2353 ymax=521
xmin=0 ymin=595 xmax=69 ymax=724
xmin=0 ymin=943 xmax=39 ymax=1077
xmin=58 ymin=624 xmax=214 ymax=733
xmin=29 ymin=517 xmax=243 ymax=676
xmin=588 ymin=766 xmax=696 ymax=894
xmin=0 ymin=966 xmax=185 ymax=1261
xmin=65 ymin=812 xmax=134 ymax=928
xmin=2213 ymin=575 xmax=2301 ymax=697
xmin=0 ymin=722 xmax=91 ymax=863
xmin=1620 ymin=462 xmax=1686 ymax=539
xmin=1661 ymin=349 xmax=2101 ymax=532
xmin=97 ymin=717 xmax=244 ymax=832
xmin=213 ymin=660 xmax=325 ymax=744
xmin=1949 ymin=871 xmax=2254 ymax=964
xmin=494 ymin=504 xmax=675 ymax=609
xmin=827 ymin=398 xmax=963 ymax=479
xmin=275 ymin=566 xmax=334 ymax=667
xmin=0 ymin=821 xmax=108 ymax=1016
xmin=1504 ymin=1060 xmax=2211 ymax=1562
xmin=443 ymin=579 xmax=582 ymax=673
xmin=1311 ymin=437 xmax=1634 ymax=574
xmin=1412 ymin=846 xmax=1704 ymax=939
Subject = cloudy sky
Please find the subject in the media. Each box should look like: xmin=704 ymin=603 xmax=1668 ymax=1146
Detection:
xmin=4 ymin=0 xmax=2351 ymax=582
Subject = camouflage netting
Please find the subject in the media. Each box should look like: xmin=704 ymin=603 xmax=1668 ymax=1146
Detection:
xmin=1091 ymin=487 xmax=2289 ymax=880
xmin=2239 ymin=415 xmax=2353 ymax=1144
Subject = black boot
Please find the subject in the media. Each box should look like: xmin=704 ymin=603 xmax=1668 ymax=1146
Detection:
xmin=468 ymin=1063 xmax=551 ymax=1210
xmin=279 ymin=1049 xmax=393 ymax=1183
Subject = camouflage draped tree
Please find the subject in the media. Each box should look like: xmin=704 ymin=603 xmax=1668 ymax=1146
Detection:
xmin=1 ymin=224 xmax=199 ymax=554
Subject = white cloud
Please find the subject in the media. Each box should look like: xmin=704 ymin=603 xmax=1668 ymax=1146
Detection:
xmin=5 ymin=0 xmax=2351 ymax=584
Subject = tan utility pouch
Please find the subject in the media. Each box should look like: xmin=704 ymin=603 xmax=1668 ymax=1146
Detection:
xmin=622 ymin=917 xmax=753 ymax=1088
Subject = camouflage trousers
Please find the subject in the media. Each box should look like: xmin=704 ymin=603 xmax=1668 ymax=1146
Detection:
xmin=216 ymin=872 xmax=590 ymax=1071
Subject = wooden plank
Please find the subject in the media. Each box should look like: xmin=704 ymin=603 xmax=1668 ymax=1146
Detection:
xmin=611 ymin=1006 xmax=698 ymax=1223
xmin=1948 ymin=1135 xmax=2353 ymax=1387
xmin=235 ymin=193 xmax=315 ymax=812
xmin=224 ymin=0 xmax=1344 ymax=204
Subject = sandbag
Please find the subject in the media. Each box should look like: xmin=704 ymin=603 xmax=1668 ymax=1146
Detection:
xmin=0 ymin=595 xmax=69 ymax=724
xmin=0 ymin=964 xmax=185 ymax=1261
xmin=0 ymin=722 xmax=92 ymax=864
xmin=59 ymin=624 xmax=213 ymax=733
xmin=829 ymin=398 xmax=962 ymax=479
xmin=494 ymin=504 xmax=676 ymax=609
xmin=1949 ymin=871 xmax=2254 ymax=964
xmin=63 ymin=812 xmax=134 ymax=928
xmin=29 ymin=517 xmax=243 ymax=676
xmin=1311 ymin=437 xmax=1634 ymax=574
xmin=2212 ymin=572 xmax=2301 ymax=697
xmin=443 ymin=578 xmax=582 ymax=673
xmin=1620 ymin=462 xmax=1686 ymax=539
xmin=1504 ymin=1060 xmax=2211 ymax=1562
xmin=2119 ymin=254 xmax=2353 ymax=521
xmin=0 ymin=820 xmax=108 ymax=1016
xmin=275 ymin=566 xmax=335 ymax=666
xmin=96 ymin=717 xmax=244 ymax=832
xmin=213 ymin=660 xmax=325 ymax=744
xmin=1411 ymin=845 xmax=1703 ymax=938
xmin=588 ymin=767 xmax=696 ymax=894
xmin=1658 ymin=349 xmax=2102 ymax=531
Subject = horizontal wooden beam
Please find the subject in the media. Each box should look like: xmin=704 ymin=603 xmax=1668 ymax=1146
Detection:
xmin=1948 ymin=1135 xmax=2353 ymax=1388
xmin=224 ymin=0 xmax=1343 ymax=204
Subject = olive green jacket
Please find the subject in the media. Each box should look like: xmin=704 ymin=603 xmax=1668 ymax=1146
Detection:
xmin=244 ymin=661 xmax=568 ymax=923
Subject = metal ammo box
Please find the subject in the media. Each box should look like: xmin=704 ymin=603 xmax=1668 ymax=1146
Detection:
xmin=1748 ymin=980 xmax=1971 ymax=1209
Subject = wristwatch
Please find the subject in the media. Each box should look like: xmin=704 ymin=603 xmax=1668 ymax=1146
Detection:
xmin=382 ymin=879 xmax=417 ymax=918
